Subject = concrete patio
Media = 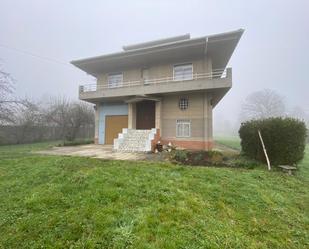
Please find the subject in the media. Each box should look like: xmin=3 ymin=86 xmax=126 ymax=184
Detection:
xmin=36 ymin=144 xmax=158 ymax=161
xmin=35 ymin=142 xmax=237 ymax=161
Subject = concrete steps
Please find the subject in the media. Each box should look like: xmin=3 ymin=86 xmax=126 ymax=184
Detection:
xmin=114 ymin=128 xmax=157 ymax=152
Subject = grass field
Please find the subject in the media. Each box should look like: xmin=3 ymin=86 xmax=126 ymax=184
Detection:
xmin=215 ymin=135 xmax=241 ymax=151
xmin=0 ymin=141 xmax=308 ymax=248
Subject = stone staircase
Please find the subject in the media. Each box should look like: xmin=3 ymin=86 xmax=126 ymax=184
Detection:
xmin=114 ymin=128 xmax=157 ymax=152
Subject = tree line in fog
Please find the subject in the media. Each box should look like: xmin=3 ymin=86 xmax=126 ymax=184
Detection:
xmin=0 ymin=67 xmax=94 ymax=145
xmin=215 ymin=89 xmax=308 ymax=137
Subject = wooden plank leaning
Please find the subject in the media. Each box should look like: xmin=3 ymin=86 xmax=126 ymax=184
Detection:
xmin=258 ymin=130 xmax=271 ymax=171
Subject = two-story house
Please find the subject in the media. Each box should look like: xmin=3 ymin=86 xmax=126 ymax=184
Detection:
xmin=71 ymin=29 xmax=243 ymax=151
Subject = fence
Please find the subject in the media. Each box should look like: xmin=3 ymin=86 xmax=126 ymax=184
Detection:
xmin=0 ymin=125 xmax=94 ymax=145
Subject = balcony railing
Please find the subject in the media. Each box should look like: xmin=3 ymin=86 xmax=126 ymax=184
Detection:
xmin=79 ymin=68 xmax=228 ymax=93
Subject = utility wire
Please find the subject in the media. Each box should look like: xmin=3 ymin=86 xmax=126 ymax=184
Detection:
xmin=0 ymin=44 xmax=73 ymax=68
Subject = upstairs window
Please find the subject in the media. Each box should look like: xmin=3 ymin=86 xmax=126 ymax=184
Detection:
xmin=173 ymin=63 xmax=193 ymax=81
xmin=141 ymin=68 xmax=150 ymax=84
xmin=176 ymin=119 xmax=191 ymax=137
xmin=108 ymin=73 xmax=123 ymax=88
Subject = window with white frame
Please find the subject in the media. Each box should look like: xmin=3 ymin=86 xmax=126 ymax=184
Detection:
xmin=141 ymin=68 xmax=150 ymax=84
xmin=108 ymin=73 xmax=123 ymax=88
xmin=173 ymin=63 xmax=193 ymax=81
xmin=176 ymin=119 xmax=191 ymax=137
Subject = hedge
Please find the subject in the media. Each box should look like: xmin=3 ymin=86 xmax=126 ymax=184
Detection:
xmin=239 ymin=117 xmax=307 ymax=166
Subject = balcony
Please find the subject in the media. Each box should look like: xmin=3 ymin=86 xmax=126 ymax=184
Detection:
xmin=79 ymin=68 xmax=232 ymax=102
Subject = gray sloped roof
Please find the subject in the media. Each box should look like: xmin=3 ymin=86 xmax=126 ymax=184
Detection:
xmin=71 ymin=29 xmax=244 ymax=77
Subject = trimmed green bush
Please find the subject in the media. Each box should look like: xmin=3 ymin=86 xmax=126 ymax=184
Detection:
xmin=239 ymin=117 xmax=307 ymax=165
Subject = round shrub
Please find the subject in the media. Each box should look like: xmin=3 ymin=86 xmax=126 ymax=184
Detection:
xmin=239 ymin=117 xmax=307 ymax=165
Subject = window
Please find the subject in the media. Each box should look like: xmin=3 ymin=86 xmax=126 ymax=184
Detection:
xmin=141 ymin=68 xmax=150 ymax=85
xmin=108 ymin=73 xmax=123 ymax=88
xmin=179 ymin=97 xmax=189 ymax=110
xmin=176 ymin=119 xmax=191 ymax=137
xmin=173 ymin=63 xmax=193 ymax=81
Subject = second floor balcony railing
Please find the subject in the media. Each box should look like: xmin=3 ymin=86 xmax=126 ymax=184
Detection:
xmin=79 ymin=68 xmax=229 ymax=93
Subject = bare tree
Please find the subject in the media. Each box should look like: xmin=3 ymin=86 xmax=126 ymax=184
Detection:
xmin=289 ymin=106 xmax=309 ymax=143
xmin=0 ymin=65 xmax=94 ymax=144
xmin=0 ymin=68 xmax=17 ymax=124
xmin=0 ymin=65 xmax=31 ymax=126
xmin=10 ymin=100 xmax=46 ymax=143
xmin=240 ymin=89 xmax=286 ymax=121
xmin=290 ymin=106 xmax=307 ymax=120
xmin=45 ymin=96 xmax=71 ymax=142
xmin=65 ymin=101 xmax=94 ymax=141
xmin=45 ymin=97 xmax=94 ymax=142
xmin=0 ymin=96 xmax=94 ymax=145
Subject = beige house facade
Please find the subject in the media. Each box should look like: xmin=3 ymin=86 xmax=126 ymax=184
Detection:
xmin=71 ymin=29 xmax=243 ymax=151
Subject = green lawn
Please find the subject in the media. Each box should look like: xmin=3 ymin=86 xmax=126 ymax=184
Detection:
xmin=0 ymin=142 xmax=308 ymax=248
xmin=215 ymin=135 xmax=241 ymax=150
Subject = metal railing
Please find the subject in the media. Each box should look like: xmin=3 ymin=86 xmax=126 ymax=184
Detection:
xmin=79 ymin=68 xmax=228 ymax=93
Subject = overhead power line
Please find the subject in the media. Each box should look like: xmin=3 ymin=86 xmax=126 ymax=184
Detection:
xmin=0 ymin=44 xmax=73 ymax=68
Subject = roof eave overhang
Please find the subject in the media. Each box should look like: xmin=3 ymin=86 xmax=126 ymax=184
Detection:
xmin=71 ymin=38 xmax=207 ymax=76
xmin=206 ymin=29 xmax=244 ymax=70
xmin=71 ymin=29 xmax=244 ymax=77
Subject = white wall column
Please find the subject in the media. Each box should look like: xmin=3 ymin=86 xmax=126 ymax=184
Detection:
xmin=128 ymin=102 xmax=136 ymax=129
xmin=155 ymin=100 xmax=162 ymax=130
xmin=203 ymin=93 xmax=213 ymax=150
xmin=94 ymin=103 xmax=100 ymax=144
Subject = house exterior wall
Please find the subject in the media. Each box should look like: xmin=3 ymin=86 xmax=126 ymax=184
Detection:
xmin=96 ymin=57 xmax=212 ymax=88
xmin=94 ymin=56 xmax=214 ymax=149
xmin=96 ymin=92 xmax=213 ymax=149
xmin=160 ymin=92 xmax=213 ymax=150
xmin=95 ymin=94 xmax=213 ymax=149
xmin=97 ymin=102 xmax=128 ymax=144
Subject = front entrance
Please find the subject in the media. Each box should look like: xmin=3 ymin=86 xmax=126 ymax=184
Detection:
xmin=105 ymin=115 xmax=128 ymax=144
xmin=136 ymin=100 xmax=155 ymax=129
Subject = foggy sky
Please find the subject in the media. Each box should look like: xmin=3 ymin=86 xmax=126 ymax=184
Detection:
xmin=1 ymin=0 xmax=308 ymax=133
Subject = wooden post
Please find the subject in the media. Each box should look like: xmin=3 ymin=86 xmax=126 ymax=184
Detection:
xmin=258 ymin=130 xmax=271 ymax=171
